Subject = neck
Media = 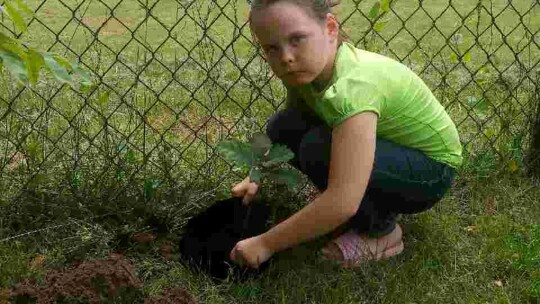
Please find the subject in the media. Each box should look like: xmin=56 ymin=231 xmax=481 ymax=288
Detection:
xmin=311 ymin=41 xmax=339 ymax=92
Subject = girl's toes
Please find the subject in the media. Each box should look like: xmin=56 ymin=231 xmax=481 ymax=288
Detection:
xmin=321 ymin=242 xmax=343 ymax=261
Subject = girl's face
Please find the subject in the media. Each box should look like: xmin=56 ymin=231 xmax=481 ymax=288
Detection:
xmin=250 ymin=2 xmax=339 ymax=87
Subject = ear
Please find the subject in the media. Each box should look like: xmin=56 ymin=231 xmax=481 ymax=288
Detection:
xmin=325 ymin=13 xmax=340 ymax=42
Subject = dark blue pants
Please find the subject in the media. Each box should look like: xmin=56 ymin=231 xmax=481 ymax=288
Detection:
xmin=266 ymin=107 xmax=456 ymax=237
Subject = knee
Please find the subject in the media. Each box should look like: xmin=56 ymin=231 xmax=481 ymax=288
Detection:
xmin=298 ymin=126 xmax=332 ymax=161
xmin=265 ymin=108 xmax=307 ymax=143
xmin=265 ymin=110 xmax=287 ymax=143
xmin=298 ymin=126 xmax=332 ymax=189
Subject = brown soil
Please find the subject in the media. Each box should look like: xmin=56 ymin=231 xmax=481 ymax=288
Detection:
xmin=10 ymin=254 xmax=142 ymax=304
xmin=132 ymin=232 xmax=156 ymax=244
xmin=10 ymin=253 xmax=197 ymax=303
xmin=303 ymin=184 xmax=321 ymax=202
xmin=28 ymin=255 xmax=46 ymax=270
xmin=0 ymin=288 xmax=9 ymax=304
xmin=81 ymin=16 xmax=134 ymax=36
xmin=160 ymin=241 xmax=174 ymax=260
xmin=7 ymin=151 xmax=27 ymax=171
xmin=144 ymin=287 xmax=197 ymax=304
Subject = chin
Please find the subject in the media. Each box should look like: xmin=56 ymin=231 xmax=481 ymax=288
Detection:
xmin=281 ymin=74 xmax=315 ymax=87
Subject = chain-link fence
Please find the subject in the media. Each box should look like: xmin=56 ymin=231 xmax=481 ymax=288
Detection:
xmin=0 ymin=0 xmax=539 ymax=208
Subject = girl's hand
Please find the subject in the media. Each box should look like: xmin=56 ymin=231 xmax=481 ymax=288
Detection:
xmin=229 ymin=235 xmax=274 ymax=269
xmin=231 ymin=177 xmax=259 ymax=205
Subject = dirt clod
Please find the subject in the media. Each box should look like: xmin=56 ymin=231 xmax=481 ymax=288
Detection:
xmin=10 ymin=254 xmax=142 ymax=304
xmin=303 ymin=184 xmax=321 ymax=202
xmin=160 ymin=241 xmax=174 ymax=260
xmin=133 ymin=232 xmax=156 ymax=244
xmin=0 ymin=288 xmax=9 ymax=304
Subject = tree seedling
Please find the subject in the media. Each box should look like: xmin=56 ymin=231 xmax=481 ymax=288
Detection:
xmin=217 ymin=132 xmax=301 ymax=198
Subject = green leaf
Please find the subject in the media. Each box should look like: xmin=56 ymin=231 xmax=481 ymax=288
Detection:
xmin=29 ymin=173 xmax=47 ymax=187
xmin=0 ymin=32 xmax=26 ymax=55
xmin=262 ymin=144 xmax=294 ymax=167
xmin=467 ymin=96 xmax=488 ymax=115
xmin=13 ymin=0 xmax=33 ymax=16
xmin=0 ymin=32 xmax=7 ymax=44
xmin=463 ymin=52 xmax=472 ymax=62
xmin=25 ymin=140 xmax=41 ymax=157
xmin=508 ymin=160 xmax=519 ymax=173
xmin=116 ymin=169 xmax=127 ymax=180
xmin=125 ymin=150 xmax=136 ymax=163
xmin=26 ymin=49 xmax=43 ymax=85
xmin=43 ymin=52 xmax=71 ymax=84
xmin=485 ymin=127 xmax=496 ymax=139
xmin=72 ymin=62 xmax=93 ymax=89
xmin=380 ymin=0 xmax=390 ymax=12
xmin=71 ymin=169 xmax=81 ymax=189
xmin=450 ymin=52 xmax=458 ymax=63
xmin=466 ymin=96 xmax=479 ymax=108
xmin=53 ymin=55 xmax=74 ymax=72
xmin=269 ymin=168 xmax=301 ymax=190
xmin=117 ymin=142 xmax=127 ymax=153
xmin=144 ymin=178 xmax=161 ymax=199
xmin=250 ymin=132 xmax=272 ymax=156
xmin=3 ymin=1 xmax=27 ymax=33
xmin=0 ymin=32 xmax=16 ymax=46
xmin=249 ymin=167 xmax=262 ymax=184
xmin=373 ymin=19 xmax=389 ymax=32
xmin=0 ymin=48 xmax=27 ymax=83
xmin=368 ymin=1 xmax=381 ymax=18
xmin=217 ymin=140 xmax=254 ymax=168
xmin=97 ymin=91 xmax=110 ymax=108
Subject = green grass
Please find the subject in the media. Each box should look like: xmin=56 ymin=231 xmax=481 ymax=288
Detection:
xmin=0 ymin=0 xmax=539 ymax=303
xmin=0 ymin=0 xmax=537 ymax=196
xmin=1 ymin=174 xmax=539 ymax=303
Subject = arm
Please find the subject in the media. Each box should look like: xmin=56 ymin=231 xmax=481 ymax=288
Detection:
xmin=261 ymin=112 xmax=378 ymax=253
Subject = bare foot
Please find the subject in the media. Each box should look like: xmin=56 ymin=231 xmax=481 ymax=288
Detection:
xmin=321 ymin=224 xmax=403 ymax=267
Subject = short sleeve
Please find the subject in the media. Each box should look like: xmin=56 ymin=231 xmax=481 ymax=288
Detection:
xmin=316 ymin=76 xmax=386 ymax=127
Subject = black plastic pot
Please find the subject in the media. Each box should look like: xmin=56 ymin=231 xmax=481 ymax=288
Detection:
xmin=178 ymin=197 xmax=271 ymax=281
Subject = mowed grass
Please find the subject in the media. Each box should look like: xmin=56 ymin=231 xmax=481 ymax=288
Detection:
xmin=0 ymin=0 xmax=539 ymax=303
xmin=0 ymin=0 xmax=538 ymax=190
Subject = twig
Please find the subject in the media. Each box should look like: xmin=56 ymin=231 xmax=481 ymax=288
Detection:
xmin=0 ymin=223 xmax=67 ymax=243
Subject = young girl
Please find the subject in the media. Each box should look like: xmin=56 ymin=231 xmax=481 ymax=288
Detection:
xmin=229 ymin=0 xmax=462 ymax=269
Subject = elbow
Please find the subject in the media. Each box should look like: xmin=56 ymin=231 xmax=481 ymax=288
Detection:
xmin=339 ymin=200 xmax=360 ymax=222
xmin=342 ymin=194 xmax=362 ymax=219
xmin=345 ymin=204 xmax=359 ymax=219
xmin=323 ymin=189 xmax=361 ymax=221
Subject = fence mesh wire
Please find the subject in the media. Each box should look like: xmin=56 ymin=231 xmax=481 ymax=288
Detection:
xmin=0 ymin=0 xmax=539 ymax=207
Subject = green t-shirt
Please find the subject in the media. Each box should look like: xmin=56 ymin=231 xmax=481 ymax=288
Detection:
xmin=289 ymin=42 xmax=463 ymax=168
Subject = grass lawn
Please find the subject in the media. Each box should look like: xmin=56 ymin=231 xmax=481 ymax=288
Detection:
xmin=1 ymin=174 xmax=539 ymax=303
xmin=0 ymin=0 xmax=539 ymax=302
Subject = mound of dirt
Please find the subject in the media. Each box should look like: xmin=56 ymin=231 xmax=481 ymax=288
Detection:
xmin=11 ymin=254 xmax=142 ymax=303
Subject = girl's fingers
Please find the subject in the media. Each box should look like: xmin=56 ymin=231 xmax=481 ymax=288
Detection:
xmin=230 ymin=246 xmax=236 ymax=261
xmin=243 ymin=184 xmax=259 ymax=205
xmin=230 ymin=246 xmax=245 ymax=267
xmin=231 ymin=183 xmax=246 ymax=197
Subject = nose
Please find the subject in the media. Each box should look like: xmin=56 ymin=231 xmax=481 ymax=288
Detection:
xmin=280 ymin=46 xmax=294 ymax=65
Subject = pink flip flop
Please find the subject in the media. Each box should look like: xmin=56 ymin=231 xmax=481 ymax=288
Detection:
xmin=322 ymin=229 xmax=404 ymax=268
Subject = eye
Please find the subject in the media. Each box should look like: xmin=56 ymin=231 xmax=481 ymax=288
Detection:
xmin=263 ymin=45 xmax=278 ymax=54
xmin=290 ymin=35 xmax=305 ymax=46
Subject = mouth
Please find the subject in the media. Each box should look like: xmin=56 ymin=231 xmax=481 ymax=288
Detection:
xmin=285 ymin=71 xmax=303 ymax=76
